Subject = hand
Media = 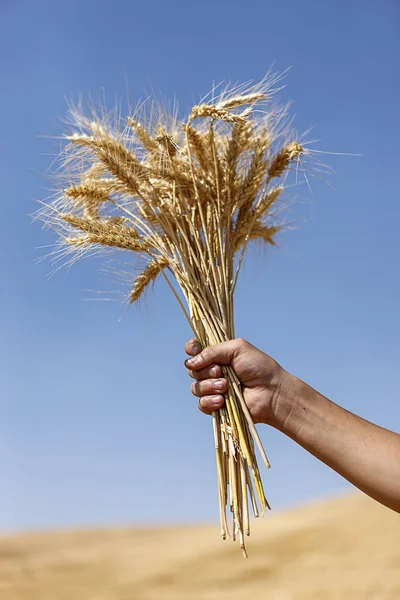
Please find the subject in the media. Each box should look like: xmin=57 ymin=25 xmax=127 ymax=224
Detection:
xmin=184 ymin=337 xmax=289 ymax=425
xmin=186 ymin=341 xmax=400 ymax=514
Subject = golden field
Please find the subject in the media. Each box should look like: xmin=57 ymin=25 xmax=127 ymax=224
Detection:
xmin=1 ymin=492 xmax=399 ymax=600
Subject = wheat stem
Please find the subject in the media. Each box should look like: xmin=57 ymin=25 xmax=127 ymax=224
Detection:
xmin=40 ymin=75 xmax=311 ymax=556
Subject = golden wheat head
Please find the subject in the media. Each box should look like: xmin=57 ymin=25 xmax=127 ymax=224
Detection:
xmin=38 ymin=72 xmax=320 ymax=556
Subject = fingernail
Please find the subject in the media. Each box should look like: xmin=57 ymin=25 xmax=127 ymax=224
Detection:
xmin=210 ymin=395 xmax=222 ymax=407
xmin=191 ymin=342 xmax=201 ymax=355
xmin=185 ymin=356 xmax=198 ymax=367
xmin=210 ymin=366 xmax=218 ymax=377
xmin=214 ymin=379 xmax=224 ymax=391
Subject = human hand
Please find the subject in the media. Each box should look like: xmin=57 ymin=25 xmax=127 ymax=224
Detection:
xmin=184 ymin=337 xmax=289 ymax=425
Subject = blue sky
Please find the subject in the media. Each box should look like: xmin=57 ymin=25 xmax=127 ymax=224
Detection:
xmin=1 ymin=0 xmax=399 ymax=530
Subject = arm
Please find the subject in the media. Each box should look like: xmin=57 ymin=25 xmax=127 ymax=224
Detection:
xmin=273 ymin=374 xmax=400 ymax=513
xmin=185 ymin=338 xmax=400 ymax=513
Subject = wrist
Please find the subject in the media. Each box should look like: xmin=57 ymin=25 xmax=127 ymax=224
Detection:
xmin=267 ymin=370 xmax=305 ymax=432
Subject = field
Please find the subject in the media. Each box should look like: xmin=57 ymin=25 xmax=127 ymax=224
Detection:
xmin=1 ymin=492 xmax=399 ymax=600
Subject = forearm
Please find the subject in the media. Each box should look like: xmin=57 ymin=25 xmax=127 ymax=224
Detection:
xmin=271 ymin=373 xmax=400 ymax=513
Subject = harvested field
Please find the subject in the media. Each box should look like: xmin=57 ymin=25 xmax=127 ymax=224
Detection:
xmin=1 ymin=492 xmax=399 ymax=599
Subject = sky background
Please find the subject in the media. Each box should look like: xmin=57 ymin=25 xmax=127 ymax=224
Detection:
xmin=0 ymin=0 xmax=399 ymax=531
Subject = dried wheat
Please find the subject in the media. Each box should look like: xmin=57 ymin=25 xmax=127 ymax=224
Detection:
xmin=39 ymin=74 xmax=313 ymax=557
xmin=129 ymin=258 xmax=169 ymax=303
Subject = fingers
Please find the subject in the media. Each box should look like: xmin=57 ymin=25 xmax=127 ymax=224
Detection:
xmin=185 ymin=338 xmax=246 ymax=371
xmin=184 ymin=338 xmax=239 ymax=417
xmin=192 ymin=378 xmax=228 ymax=414
xmin=191 ymin=377 xmax=228 ymax=398
xmin=186 ymin=364 xmax=222 ymax=380
xmin=184 ymin=338 xmax=222 ymax=379
xmin=198 ymin=394 xmax=225 ymax=415
xmin=185 ymin=338 xmax=202 ymax=357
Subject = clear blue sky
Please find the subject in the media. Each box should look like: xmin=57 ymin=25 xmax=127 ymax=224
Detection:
xmin=1 ymin=0 xmax=399 ymax=531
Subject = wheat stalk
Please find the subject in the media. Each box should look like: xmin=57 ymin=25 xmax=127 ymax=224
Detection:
xmin=38 ymin=75 xmax=309 ymax=557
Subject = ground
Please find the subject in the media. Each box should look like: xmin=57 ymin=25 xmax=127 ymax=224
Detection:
xmin=1 ymin=493 xmax=399 ymax=600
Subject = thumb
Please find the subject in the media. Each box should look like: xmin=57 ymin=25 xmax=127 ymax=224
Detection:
xmin=185 ymin=339 xmax=242 ymax=371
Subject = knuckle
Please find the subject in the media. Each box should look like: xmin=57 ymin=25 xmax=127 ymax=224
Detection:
xmin=198 ymin=395 xmax=222 ymax=414
xmin=198 ymin=401 xmax=206 ymax=414
xmin=193 ymin=367 xmax=207 ymax=380
xmin=202 ymin=347 xmax=213 ymax=363
xmin=190 ymin=365 xmax=220 ymax=380
xmin=198 ymin=398 xmax=211 ymax=414
xmin=199 ymin=396 xmax=216 ymax=415
xmin=192 ymin=379 xmax=213 ymax=397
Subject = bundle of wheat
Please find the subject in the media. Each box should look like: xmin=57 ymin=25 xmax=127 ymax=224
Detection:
xmin=39 ymin=73 xmax=314 ymax=556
